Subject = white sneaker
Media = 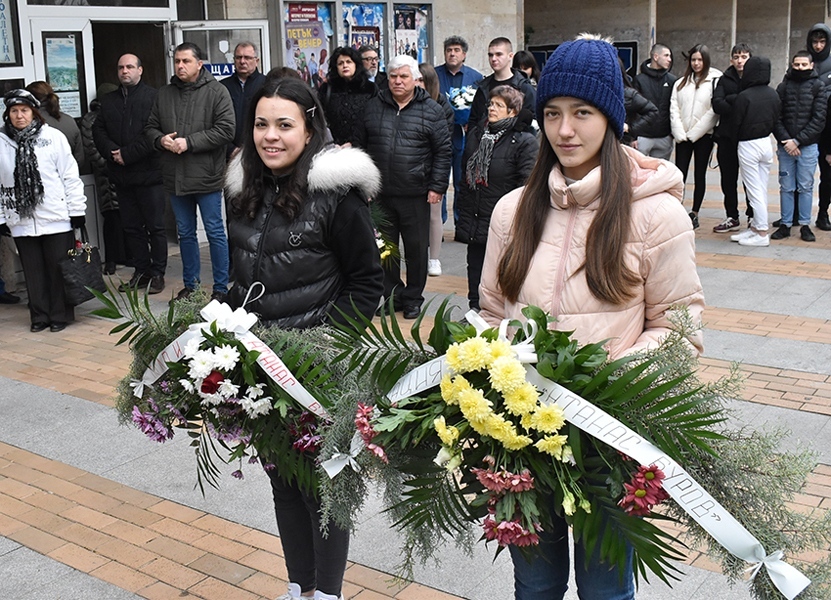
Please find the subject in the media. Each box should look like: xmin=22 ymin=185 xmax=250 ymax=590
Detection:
xmin=428 ymin=259 xmax=442 ymax=276
xmin=738 ymin=232 xmax=770 ymax=247
xmin=275 ymin=582 xmax=302 ymax=600
xmin=313 ymin=592 xmax=344 ymax=600
xmin=730 ymin=228 xmax=755 ymax=242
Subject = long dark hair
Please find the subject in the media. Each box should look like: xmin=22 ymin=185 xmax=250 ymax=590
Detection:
xmin=326 ymin=46 xmax=370 ymax=89
xmin=513 ymin=50 xmax=540 ymax=83
xmin=25 ymin=81 xmax=61 ymax=120
xmin=678 ymin=44 xmax=711 ymax=90
xmin=231 ymin=78 xmax=329 ymax=221
xmin=418 ymin=63 xmax=440 ymax=101
xmin=497 ymin=125 xmax=638 ymax=305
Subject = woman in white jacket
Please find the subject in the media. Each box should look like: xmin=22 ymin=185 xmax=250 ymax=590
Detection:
xmin=670 ymin=44 xmax=722 ymax=229
xmin=0 ymin=89 xmax=87 ymax=332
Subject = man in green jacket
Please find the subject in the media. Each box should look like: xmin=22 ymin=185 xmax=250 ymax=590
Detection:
xmin=146 ymin=42 xmax=235 ymax=301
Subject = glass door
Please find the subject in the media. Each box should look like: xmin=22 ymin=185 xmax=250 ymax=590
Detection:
xmin=172 ymin=20 xmax=271 ymax=81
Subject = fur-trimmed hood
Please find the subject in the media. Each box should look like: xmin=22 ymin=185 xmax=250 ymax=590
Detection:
xmin=225 ymin=145 xmax=381 ymax=201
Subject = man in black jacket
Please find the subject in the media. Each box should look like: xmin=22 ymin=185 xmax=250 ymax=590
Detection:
xmin=93 ymin=53 xmax=166 ymax=294
xmin=356 ymin=55 xmax=451 ymax=319
xmin=220 ymin=42 xmax=265 ymax=159
xmin=633 ymin=43 xmax=676 ymax=160
xmin=712 ymin=43 xmax=752 ymax=233
xmin=467 ymin=37 xmax=535 ymax=130
xmin=808 ymin=24 xmax=831 ymax=230
xmin=772 ymin=51 xmax=827 ymax=242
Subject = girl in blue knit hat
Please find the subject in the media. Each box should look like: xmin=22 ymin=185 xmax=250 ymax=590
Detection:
xmin=477 ymin=34 xmax=706 ymax=599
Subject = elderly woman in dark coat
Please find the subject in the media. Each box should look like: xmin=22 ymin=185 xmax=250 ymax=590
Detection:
xmin=456 ymin=85 xmax=537 ymax=310
xmin=317 ymin=46 xmax=377 ymax=146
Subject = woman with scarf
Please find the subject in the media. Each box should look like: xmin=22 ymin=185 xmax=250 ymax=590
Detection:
xmin=455 ymin=85 xmax=537 ymax=310
xmin=0 ymin=89 xmax=86 ymax=332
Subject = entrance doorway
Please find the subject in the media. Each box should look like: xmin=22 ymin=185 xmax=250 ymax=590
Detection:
xmin=91 ymin=22 xmax=167 ymax=92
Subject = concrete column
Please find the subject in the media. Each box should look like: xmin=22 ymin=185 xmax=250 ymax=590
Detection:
xmin=736 ymin=0 xmax=791 ymax=83
xmin=789 ymin=1 xmax=826 ymax=64
xmin=656 ymin=0 xmax=734 ymax=75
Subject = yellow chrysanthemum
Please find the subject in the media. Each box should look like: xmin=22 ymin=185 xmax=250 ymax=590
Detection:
xmin=445 ymin=344 xmax=463 ymax=372
xmin=501 ymin=433 xmax=533 ymax=451
xmin=535 ymin=434 xmax=569 ymax=458
xmin=530 ymin=403 xmax=566 ymax=433
xmin=489 ymin=355 xmax=527 ymax=394
xmin=488 ymin=339 xmax=514 ymax=363
xmin=520 ymin=412 xmax=534 ymax=430
xmin=483 ymin=414 xmax=515 ymax=441
xmin=467 ymin=414 xmax=491 ymax=436
xmin=441 ymin=374 xmax=472 ymax=405
xmin=434 ymin=416 xmax=459 ymax=447
xmin=456 ymin=337 xmax=491 ymax=372
xmin=458 ymin=387 xmax=493 ymax=422
xmin=503 ymin=382 xmax=539 ymax=416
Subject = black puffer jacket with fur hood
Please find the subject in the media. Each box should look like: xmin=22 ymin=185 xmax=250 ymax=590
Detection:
xmin=225 ymin=146 xmax=384 ymax=329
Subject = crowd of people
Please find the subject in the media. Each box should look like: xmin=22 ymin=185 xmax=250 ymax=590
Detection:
xmin=0 ymin=24 xmax=826 ymax=600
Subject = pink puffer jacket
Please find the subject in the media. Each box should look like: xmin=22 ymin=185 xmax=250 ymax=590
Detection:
xmin=479 ymin=145 xmax=704 ymax=360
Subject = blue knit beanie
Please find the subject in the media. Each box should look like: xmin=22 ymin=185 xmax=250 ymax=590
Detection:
xmin=536 ymin=35 xmax=626 ymax=139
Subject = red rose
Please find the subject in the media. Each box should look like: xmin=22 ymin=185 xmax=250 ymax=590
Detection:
xmin=201 ymin=370 xmax=224 ymax=394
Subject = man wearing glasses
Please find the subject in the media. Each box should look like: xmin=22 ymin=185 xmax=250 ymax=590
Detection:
xmin=359 ymin=45 xmax=387 ymax=90
xmin=220 ymin=42 xmax=266 ymax=158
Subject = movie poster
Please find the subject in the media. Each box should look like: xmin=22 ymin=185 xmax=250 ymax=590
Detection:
xmin=350 ymin=27 xmax=379 ymax=51
xmin=393 ymin=5 xmax=428 ymax=62
xmin=284 ymin=21 xmax=327 ymax=86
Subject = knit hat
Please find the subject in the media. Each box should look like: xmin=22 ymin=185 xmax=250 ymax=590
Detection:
xmin=3 ymin=89 xmax=40 ymax=110
xmin=535 ymin=35 xmax=626 ymax=139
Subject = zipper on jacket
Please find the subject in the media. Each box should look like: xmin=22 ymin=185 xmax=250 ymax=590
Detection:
xmin=551 ymin=198 xmax=578 ymax=320
xmin=253 ymin=183 xmax=278 ymax=282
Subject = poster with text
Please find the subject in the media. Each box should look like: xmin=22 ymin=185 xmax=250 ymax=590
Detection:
xmin=350 ymin=27 xmax=379 ymax=51
xmin=284 ymin=21 xmax=327 ymax=86
xmin=44 ymin=34 xmax=79 ymax=91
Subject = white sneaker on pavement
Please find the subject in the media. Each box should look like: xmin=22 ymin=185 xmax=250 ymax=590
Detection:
xmin=730 ymin=228 xmax=756 ymax=242
xmin=737 ymin=232 xmax=770 ymax=247
xmin=428 ymin=259 xmax=442 ymax=276
xmin=275 ymin=582 xmax=303 ymax=600
xmin=313 ymin=591 xmax=344 ymax=600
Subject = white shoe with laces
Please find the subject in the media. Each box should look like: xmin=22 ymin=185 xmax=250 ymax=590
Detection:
xmin=428 ymin=259 xmax=442 ymax=276
xmin=313 ymin=592 xmax=344 ymax=600
xmin=737 ymin=231 xmax=770 ymax=247
xmin=730 ymin=228 xmax=756 ymax=242
xmin=275 ymin=582 xmax=303 ymax=600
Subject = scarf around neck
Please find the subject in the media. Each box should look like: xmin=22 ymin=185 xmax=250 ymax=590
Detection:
xmin=2 ymin=120 xmax=45 ymax=219
xmin=466 ymin=116 xmax=516 ymax=189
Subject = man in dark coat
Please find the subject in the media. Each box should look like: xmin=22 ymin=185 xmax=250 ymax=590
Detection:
xmin=146 ymin=42 xmax=235 ymax=301
xmin=355 ymin=55 xmax=451 ymax=319
xmin=93 ymin=53 xmax=167 ymax=293
xmin=220 ymin=42 xmax=265 ymax=159
xmin=808 ymin=23 xmax=831 ymax=230
xmin=467 ymin=37 xmax=535 ymax=130
xmin=712 ymin=43 xmax=753 ymax=233
xmin=633 ymin=43 xmax=676 ymax=160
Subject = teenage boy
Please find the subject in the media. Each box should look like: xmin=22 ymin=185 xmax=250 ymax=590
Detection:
xmin=731 ymin=56 xmax=781 ymax=247
xmin=634 ymin=43 xmax=676 ymax=160
xmin=467 ymin=37 xmax=535 ymax=129
xmin=810 ymin=23 xmax=831 ymax=230
xmin=712 ymin=43 xmax=752 ymax=232
xmin=772 ymin=50 xmax=826 ymax=242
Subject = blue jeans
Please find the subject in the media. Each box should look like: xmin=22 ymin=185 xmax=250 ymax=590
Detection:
xmin=510 ymin=511 xmax=635 ymax=600
xmin=169 ymin=191 xmax=229 ymax=293
xmin=778 ymin=143 xmax=819 ymax=226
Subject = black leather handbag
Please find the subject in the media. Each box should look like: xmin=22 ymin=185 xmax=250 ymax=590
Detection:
xmin=59 ymin=226 xmax=106 ymax=306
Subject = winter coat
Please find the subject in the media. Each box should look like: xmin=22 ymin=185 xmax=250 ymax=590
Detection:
xmin=93 ymin=81 xmax=162 ymax=188
xmin=633 ymin=59 xmax=677 ymax=138
xmin=670 ymin=67 xmax=723 ymax=143
xmin=455 ymin=115 xmax=537 ymax=245
xmin=44 ymin=112 xmax=86 ymax=172
xmin=436 ymin=93 xmax=455 ymax=135
xmin=355 ymin=87 xmax=452 ymax=198
xmin=80 ymin=103 xmax=118 ymax=213
xmin=774 ymin=66 xmax=827 ymax=146
xmin=145 ymin=68 xmax=235 ymax=195
xmin=435 ymin=63 xmax=483 ymax=127
xmin=808 ymin=23 xmax=831 ymax=86
xmin=734 ymin=57 xmax=780 ymax=142
xmin=468 ymin=69 xmax=536 ymax=130
xmin=623 ymin=86 xmax=659 ymax=144
xmin=225 ymin=146 xmax=384 ymax=329
xmin=220 ymin=69 xmax=266 ymax=151
xmin=0 ymin=124 xmax=87 ymax=237
xmin=479 ymin=145 xmax=704 ymax=360
xmin=319 ymin=76 xmax=378 ymax=146
xmin=712 ymin=65 xmax=742 ymax=143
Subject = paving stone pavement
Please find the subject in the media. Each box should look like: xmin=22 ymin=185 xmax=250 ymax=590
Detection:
xmin=1 ymin=158 xmax=829 ymax=599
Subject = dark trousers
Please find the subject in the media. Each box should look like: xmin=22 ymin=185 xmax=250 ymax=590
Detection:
xmin=267 ymin=469 xmax=349 ymax=596
xmin=717 ymin=140 xmax=752 ymax=220
xmin=819 ymin=155 xmax=831 ymax=217
xmin=15 ymin=231 xmax=75 ymax=325
xmin=378 ymin=194 xmax=430 ymax=308
xmin=466 ymin=242 xmax=486 ymax=310
xmin=675 ymin=134 xmax=714 ymax=212
xmin=116 ymin=184 xmax=168 ymax=277
xmin=101 ymin=209 xmax=130 ymax=265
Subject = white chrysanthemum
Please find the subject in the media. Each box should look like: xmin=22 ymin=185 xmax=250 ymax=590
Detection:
xmin=213 ymin=345 xmax=240 ymax=371
xmin=241 ymin=396 xmax=272 ymax=418
xmin=183 ymin=337 xmax=202 ymax=359
xmin=179 ymin=378 xmax=195 ymax=393
xmin=199 ymin=392 xmax=223 ymax=407
xmin=188 ymin=350 xmax=215 ymax=379
xmin=246 ymin=383 xmax=266 ymax=400
xmin=218 ymin=379 xmax=240 ymax=399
